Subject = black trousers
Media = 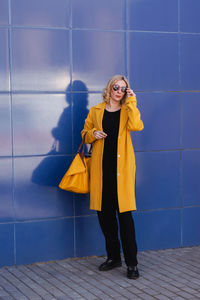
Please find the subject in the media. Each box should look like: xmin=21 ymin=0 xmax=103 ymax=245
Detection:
xmin=97 ymin=180 xmax=138 ymax=267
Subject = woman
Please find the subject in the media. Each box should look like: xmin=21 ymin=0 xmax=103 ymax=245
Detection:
xmin=81 ymin=75 xmax=144 ymax=279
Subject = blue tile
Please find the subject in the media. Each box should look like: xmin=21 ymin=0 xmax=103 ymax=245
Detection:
xmin=135 ymin=151 xmax=180 ymax=210
xmin=13 ymin=94 xmax=72 ymax=156
xmin=182 ymin=207 xmax=200 ymax=246
xmin=86 ymin=93 xmax=103 ymax=108
xmin=76 ymin=215 xmax=105 ymax=257
xmin=0 ymin=224 xmax=15 ymax=267
xmin=0 ymin=29 xmax=9 ymax=91
xmin=181 ymin=93 xmax=200 ymax=148
xmin=133 ymin=92 xmax=180 ymax=151
xmin=182 ymin=150 xmax=200 ymax=206
xmin=0 ymin=158 xmax=13 ymax=222
xmin=0 ymin=158 xmax=14 ymax=222
xmin=14 ymin=156 xmax=74 ymax=220
xmin=12 ymin=29 xmax=70 ymax=91
xmin=74 ymin=193 xmax=96 ymax=216
xmin=72 ymin=31 xmax=126 ymax=91
xmin=128 ymin=0 xmax=178 ymax=32
xmin=11 ymin=0 xmax=70 ymax=27
xmin=16 ymin=218 xmax=74 ymax=264
xmin=0 ymin=0 xmax=9 ymax=25
xmin=180 ymin=35 xmax=200 ymax=90
xmin=72 ymin=0 xmax=124 ymax=30
xmin=129 ymin=32 xmax=179 ymax=91
xmin=180 ymin=0 xmax=200 ymax=33
xmin=0 ymin=94 xmax=12 ymax=156
xmin=133 ymin=209 xmax=181 ymax=251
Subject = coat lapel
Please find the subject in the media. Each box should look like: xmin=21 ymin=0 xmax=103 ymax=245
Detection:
xmin=94 ymin=102 xmax=105 ymax=131
xmin=119 ymin=104 xmax=128 ymax=135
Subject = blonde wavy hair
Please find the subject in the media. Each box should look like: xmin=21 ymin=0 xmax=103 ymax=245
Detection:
xmin=102 ymin=75 xmax=130 ymax=104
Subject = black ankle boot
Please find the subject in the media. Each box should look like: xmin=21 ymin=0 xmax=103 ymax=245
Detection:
xmin=99 ymin=259 xmax=122 ymax=271
xmin=127 ymin=266 xmax=139 ymax=279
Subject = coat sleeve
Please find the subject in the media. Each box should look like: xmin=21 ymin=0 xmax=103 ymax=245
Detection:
xmin=125 ymin=96 xmax=144 ymax=131
xmin=81 ymin=107 xmax=97 ymax=144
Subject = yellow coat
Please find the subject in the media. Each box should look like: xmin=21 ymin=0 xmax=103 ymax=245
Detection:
xmin=81 ymin=96 xmax=144 ymax=213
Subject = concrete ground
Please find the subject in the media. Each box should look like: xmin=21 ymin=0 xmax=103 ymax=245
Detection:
xmin=0 ymin=246 xmax=200 ymax=300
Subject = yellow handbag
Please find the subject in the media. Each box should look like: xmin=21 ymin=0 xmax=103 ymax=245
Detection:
xmin=59 ymin=135 xmax=91 ymax=194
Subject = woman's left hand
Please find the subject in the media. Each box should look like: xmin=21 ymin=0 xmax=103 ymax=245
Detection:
xmin=126 ymin=88 xmax=136 ymax=97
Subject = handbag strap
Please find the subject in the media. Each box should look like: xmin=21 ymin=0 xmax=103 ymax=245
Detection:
xmin=77 ymin=133 xmax=87 ymax=166
xmin=77 ymin=133 xmax=93 ymax=166
xmin=78 ymin=133 xmax=86 ymax=153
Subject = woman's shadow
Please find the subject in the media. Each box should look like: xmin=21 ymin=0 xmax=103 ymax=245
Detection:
xmin=31 ymin=80 xmax=89 ymax=187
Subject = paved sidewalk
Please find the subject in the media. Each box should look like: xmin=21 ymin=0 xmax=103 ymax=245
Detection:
xmin=0 ymin=246 xmax=200 ymax=300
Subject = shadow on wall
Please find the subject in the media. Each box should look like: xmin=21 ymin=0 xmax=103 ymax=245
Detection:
xmin=31 ymin=80 xmax=89 ymax=187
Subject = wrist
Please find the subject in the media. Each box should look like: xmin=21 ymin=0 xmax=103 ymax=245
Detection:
xmin=126 ymin=96 xmax=136 ymax=104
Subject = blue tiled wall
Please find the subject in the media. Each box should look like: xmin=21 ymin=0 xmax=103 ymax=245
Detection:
xmin=0 ymin=0 xmax=200 ymax=267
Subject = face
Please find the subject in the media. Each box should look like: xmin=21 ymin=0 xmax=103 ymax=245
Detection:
xmin=110 ymin=80 xmax=127 ymax=103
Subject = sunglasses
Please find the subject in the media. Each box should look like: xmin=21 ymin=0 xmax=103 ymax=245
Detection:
xmin=113 ymin=84 xmax=127 ymax=93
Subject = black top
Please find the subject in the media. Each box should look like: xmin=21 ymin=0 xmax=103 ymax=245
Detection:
xmin=102 ymin=109 xmax=121 ymax=181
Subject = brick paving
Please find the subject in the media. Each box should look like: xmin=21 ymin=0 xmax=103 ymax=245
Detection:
xmin=0 ymin=246 xmax=200 ymax=300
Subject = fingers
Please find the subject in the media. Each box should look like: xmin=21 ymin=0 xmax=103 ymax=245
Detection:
xmin=126 ymin=88 xmax=136 ymax=97
xmin=94 ymin=130 xmax=107 ymax=140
